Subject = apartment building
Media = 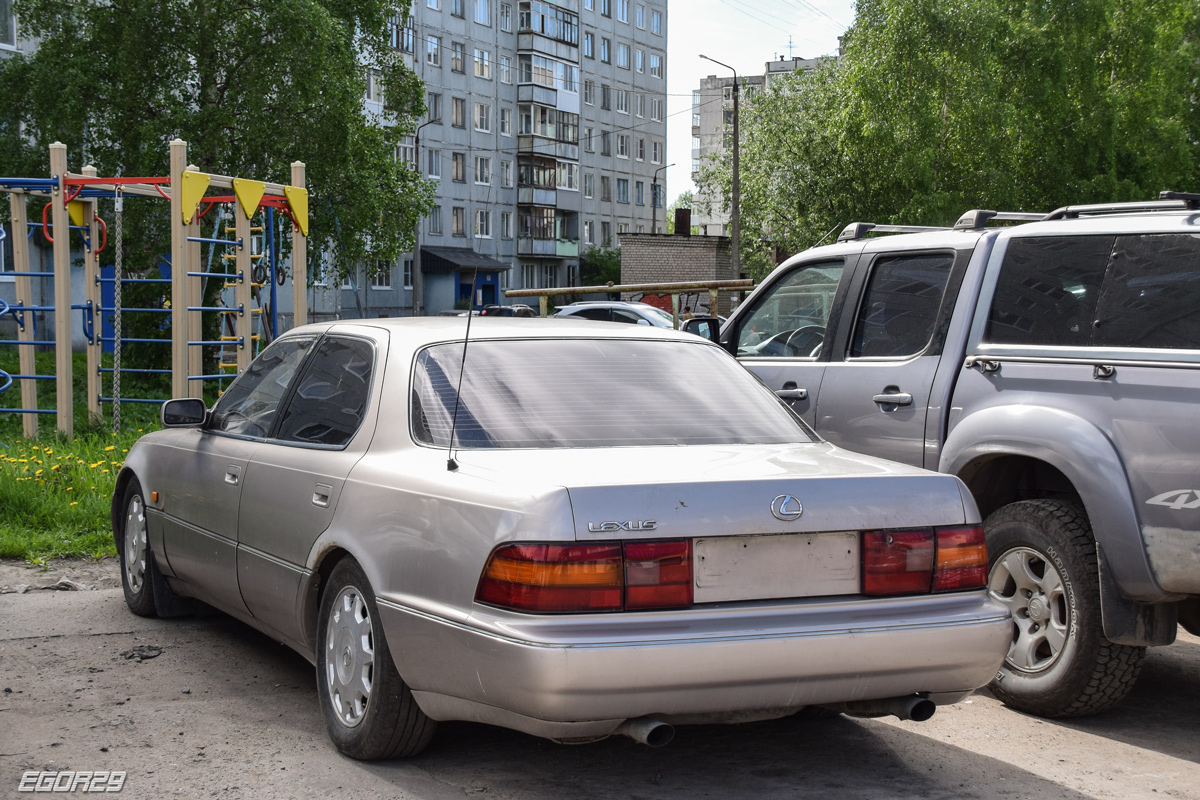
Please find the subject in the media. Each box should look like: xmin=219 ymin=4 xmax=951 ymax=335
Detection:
xmin=340 ymin=0 xmax=669 ymax=317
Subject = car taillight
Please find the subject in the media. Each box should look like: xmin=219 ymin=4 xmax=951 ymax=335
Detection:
xmin=932 ymin=524 xmax=988 ymax=592
xmin=862 ymin=529 xmax=935 ymax=595
xmin=476 ymin=540 xmax=693 ymax=613
xmin=862 ymin=525 xmax=989 ymax=596
xmin=625 ymin=540 xmax=693 ymax=610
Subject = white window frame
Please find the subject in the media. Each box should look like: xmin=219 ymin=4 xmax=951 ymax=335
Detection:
xmin=475 ymin=209 xmax=492 ymax=238
xmin=403 ymin=258 xmax=414 ymax=289
xmin=426 ymin=35 xmax=441 ymax=66
xmin=616 ymin=89 xmax=628 ymax=114
xmin=500 ymin=211 xmax=513 ymax=239
xmin=651 ymin=8 xmax=661 ymax=34
xmin=500 ymin=55 xmax=512 ymax=83
xmin=500 ymin=106 xmax=512 ymax=136
xmin=616 ymin=134 xmax=629 ymax=158
xmin=500 ymin=2 xmax=512 ymax=30
xmin=429 ymin=205 xmax=443 ymax=235
xmin=649 ymin=53 xmax=662 ymax=78
xmin=474 ymin=0 xmax=490 ymax=24
xmin=501 ymin=159 xmax=513 ymax=187
xmin=635 ymin=4 xmax=644 ymax=27
xmin=371 ymin=265 xmax=393 ymax=290
xmin=616 ymin=0 xmax=628 ymax=22
xmin=428 ymin=149 xmax=442 ymax=178
xmin=474 ymin=49 xmax=492 ymax=78
xmin=474 ymin=102 xmax=492 ymax=132
xmin=475 ymin=156 xmax=492 ymax=185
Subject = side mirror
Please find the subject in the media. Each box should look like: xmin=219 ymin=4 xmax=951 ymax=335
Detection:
xmin=636 ymin=318 xmax=652 ymax=326
xmin=682 ymin=317 xmax=721 ymax=344
xmin=161 ymin=398 xmax=207 ymax=428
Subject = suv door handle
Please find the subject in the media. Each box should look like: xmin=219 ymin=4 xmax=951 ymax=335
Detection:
xmin=776 ymin=388 xmax=808 ymax=401
xmin=225 ymin=465 xmax=242 ymax=486
xmin=312 ymin=484 xmax=332 ymax=508
xmin=873 ymin=391 xmax=913 ymax=406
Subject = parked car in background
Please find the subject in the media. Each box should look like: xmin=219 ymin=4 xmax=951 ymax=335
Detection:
xmin=114 ymin=318 xmax=1009 ymax=759
xmin=720 ymin=194 xmax=1200 ymax=718
xmin=480 ymin=303 xmax=537 ymax=317
xmin=554 ymin=300 xmax=675 ymax=327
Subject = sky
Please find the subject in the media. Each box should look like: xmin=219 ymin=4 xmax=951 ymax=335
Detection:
xmin=664 ymin=0 xmax=858 ymax=203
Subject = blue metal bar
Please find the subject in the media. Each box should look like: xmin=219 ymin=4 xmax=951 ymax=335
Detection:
xmin=0 ymin=340 xmax=54 ymax=346
xmin=97 ymin=307 xmax=172 ymax=314
xmin=0 ymin=408 xmax=58 ymax=415
xmin=99 ymin=367 xmax=172 ymax=375
xmin=187 ymin=271 xmax=239 ymax=280
xmin=96 ymin=277 xmax=171 ymax=284
xmin=0 ymin=178 xmax=57 ymax=191
xmin=0 ymin=369 xmax=9 ymax=394
xmin=187 ymin=236 xmax=242 ymax=247
xmin=98 ymin=397 xmax=165 ymax=405
xmin=7 ymin=374 xmax=55 ymax=380
xmin=26 ymin=222 xmax=89 ymax=232
xmin=187 ymin=305 xmax=240 ymax=312
xmin=3 ymin=304 xmax=55 ymax=312
xmin=187 ymin=338 xmax=242 ymax=346
xmin=97 ymin=337 xmax=170 ymax=344
xmin=8 ymin=271 xmax=55 ymax=278
xmin=188 ymin=374 xmax=238 ymax=381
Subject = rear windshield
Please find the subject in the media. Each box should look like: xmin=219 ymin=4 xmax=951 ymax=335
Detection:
xmin=411 ymin=339 xmax=814 ymax=448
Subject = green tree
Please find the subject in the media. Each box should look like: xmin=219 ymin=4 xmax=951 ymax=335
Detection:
xmin=0 ymin=0 xmax=433 ymax=282
xmin=579 ymin=244 xmax=621 ymax=287
xmin=700 ymin=0 xmax=1200 ymax=273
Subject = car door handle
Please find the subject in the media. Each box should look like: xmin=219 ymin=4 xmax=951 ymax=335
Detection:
xmin=873 ymin=392 xmax=913 ymax=406
xmin=224 ymin=466 xmax=241 ymax=486
xmin=776 ymin=388 xmax=808 ymax=401
xmin=312 ymin=484 xmax=332 ymax=508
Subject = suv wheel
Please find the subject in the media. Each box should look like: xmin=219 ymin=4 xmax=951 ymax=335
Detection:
xmin=985 ymin=499 xmax=1145 ymax=717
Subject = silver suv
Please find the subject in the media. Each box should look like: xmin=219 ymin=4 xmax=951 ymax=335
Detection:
xmin=720 ymin=193 xmax=1200 ymax=718
xmin=554 ymin=301 xmax=675 ymax=328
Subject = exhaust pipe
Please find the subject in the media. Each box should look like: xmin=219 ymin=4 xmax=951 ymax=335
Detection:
xmin=819 ymin=695 xmax=937 ymax=722
xmin=615 ymin=717 xmax=675 ymax=747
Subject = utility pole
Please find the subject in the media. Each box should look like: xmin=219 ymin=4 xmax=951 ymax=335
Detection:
xmin=412 ymin=118 xmax=438 ymax=315
xmin=652 ymin=163 xmax=673 ymax=233
xmin=699 ymin=55 xmax=740 ymax=278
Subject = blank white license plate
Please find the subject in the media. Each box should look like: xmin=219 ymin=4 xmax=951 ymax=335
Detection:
xmin=693 ymin=532 xmax=860 ymax=603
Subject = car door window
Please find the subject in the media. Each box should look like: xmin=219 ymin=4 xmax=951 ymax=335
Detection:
xmin=275 ymin=337 xmax=375 ymax=447
xmin=612 ymin=309 xmax=643 ymax=324
xmin=1093 ymin=234 xmax=1200 ymax=350
xmin=736 ymin=261 xmax=843 ymax=358
xmin=573 ymin=307 xmax=612 ymax=321
xmin=850 ymin=252 xmax=955 ymax=358
xmin=208 ymin=337 xmax=316 ymax=438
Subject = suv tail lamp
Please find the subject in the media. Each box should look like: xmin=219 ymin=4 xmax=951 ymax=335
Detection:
xmin=863 ymin=525 xmax=988 ymax=596
xmin=476 ymin=540 xmax=693 ymax=613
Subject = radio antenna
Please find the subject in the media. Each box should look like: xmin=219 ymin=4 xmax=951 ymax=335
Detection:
xmin=446 ymin=264 xmax=480 ymax=471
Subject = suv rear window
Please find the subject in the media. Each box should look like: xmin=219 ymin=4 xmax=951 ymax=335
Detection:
xmin=411 ymin=339 xmax=814 ymax=448
xmin=986 ymin=234 xmax=1200 ymax=350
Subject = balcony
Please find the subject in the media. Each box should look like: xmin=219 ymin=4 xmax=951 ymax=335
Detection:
xmin=517 ymin=238 xmax=559 ymax=256
xmin=518 ymin=187 xmax=557 ymax=206
xmin=517 ymin=32 xmax=579 ymax=63
xmin=518 ymin=83 xmax=558 ymax=107
xmin=556 ymin=239 xmax=580 ymax=258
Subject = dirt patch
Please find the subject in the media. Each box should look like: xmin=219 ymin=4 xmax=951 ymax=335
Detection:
xmin=0 ymin=557 xmax=121 ymax=595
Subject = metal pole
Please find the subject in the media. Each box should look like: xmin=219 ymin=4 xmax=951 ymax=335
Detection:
xmin=412 ymin=119 xmax=437 ymax=316
xmin=699 ymin=55 xmax=740 ymax=278
xmin=652 ymin=163 xmax=674 ymax=234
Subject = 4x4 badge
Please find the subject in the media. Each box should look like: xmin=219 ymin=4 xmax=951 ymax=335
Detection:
xmin=1146 ymin=490 xmax=1200 ymax=510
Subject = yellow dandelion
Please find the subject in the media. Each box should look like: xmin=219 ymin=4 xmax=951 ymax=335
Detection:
xmin=65 ymin=487 xmax=73 ymax=491
xmin=51 ymin=464 xmax=60 ymax=471
xmin=104 ymin=445 xmax=115 ymax=452
xmin=101 ymin=469 xmax=110 ymax=474
xmin=69 ymin=501 xmax=78 ymax=507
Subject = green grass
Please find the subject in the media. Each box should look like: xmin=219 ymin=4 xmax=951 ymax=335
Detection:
xmin=1 ymin=349 xmax=168 ymax=560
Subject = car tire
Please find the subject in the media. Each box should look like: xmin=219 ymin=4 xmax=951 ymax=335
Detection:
xmin=317 ymin=557 xmax=436 ymax=760
xmin=117 ymin=478 xmax=158 ymax=617
xmin=985 ymin=499 xmax=1145 ymax=717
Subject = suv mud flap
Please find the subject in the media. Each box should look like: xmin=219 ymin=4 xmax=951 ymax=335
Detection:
xmin=1098 ymin=547 xmax=1177 ymax=646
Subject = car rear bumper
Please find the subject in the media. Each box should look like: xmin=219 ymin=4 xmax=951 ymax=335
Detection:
xmin=377 ymin=591 xmax=1011 ymax=739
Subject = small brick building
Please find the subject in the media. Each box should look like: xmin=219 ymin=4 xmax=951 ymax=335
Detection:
xmin=618 ymin=233 xmax=736 ymax=317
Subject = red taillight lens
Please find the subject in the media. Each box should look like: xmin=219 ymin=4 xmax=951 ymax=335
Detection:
xmin=476 ymin=543 xmax=623 ymax=612
xmin=476 ymin=540 xmax=694 ymax=613
xmin=625 ymin=540 xmax=693 ymax=610
xmin=932 ymin=524 xmax=988 ymax=592
xmin=862 ymin=529 xmax=935 ymax=595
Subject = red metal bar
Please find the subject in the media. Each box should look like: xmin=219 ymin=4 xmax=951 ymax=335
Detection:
xmin=95 ymin=216 xmax=108 ymax=254
xmin=41 ymin=202 xmax=53 ymax=242
xmin=62 ymin=176 xmax=171 ymax=186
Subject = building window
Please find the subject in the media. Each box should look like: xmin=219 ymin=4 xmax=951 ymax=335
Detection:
xmin=500 ymin=211 xmax=513 ymax=239
xmin=451 ymin=41 xmax=465 ymax=72
xmin=429 ymin=205 xmax=443 ymax=234
xmin=541 ymin=265 xmax=557 ymax=288
xmin=500 ymin=2 xmax=512 ymax=29
xmin=428 ymin=0 xmax=440 ymax=7
xmin=475 ymin=210 xmax=491 ymax=238
xmin=557 ymin=162 xmax=579 ymax=190
xmin=583 ymin=220 xmax=594 ymax=244
xmin=452 ymin=152 xmax=466 ymax=182
xmin=600 ymin=0 xmax=610 ymax=17
xmin=500 ymin=106 xmax=512 ymax=135
xmin=583 ymin=80 xmax=594 ymax=105
xmin=500 ymin=55 xmax=512 ymax=83
xmin=600 ymin=37 xmax=610 ymax=64
xmin=649 ymin=53 xmax=663 ymax=78
xmin=501 ymin=159 xmax=513 ymax=187
xmin=426 ymin=35 xmax=441 ymax=66
xmin=364 ymin=70 xmax=382 ymax=103
xmin=616 ymin=134 xmax=629 ymax=158
xmin=583 ymin=126 xmax=594 ymax=152
xmin=403 ymin=258 xmax=414 ymax=289
xmin=390 ymin=17 xmax=415 ymax=53
xmin=635 ymin=93 xmax=645 ymax=117
xmin=523 ymin=265 xmax=537 ymax=289
xmin=600 ymin=131 xmax=611 ymax=155
xmin=650 ymin=97 xmax=662 ymax=120
xmin=474 ymin=102 xmax=492 ymax=131
xmin=427 ymin=149 xmax=442 ymax=178
xmin=618 ymin=222 xmax=628 ymax=234
xmin=452 ymin=96 xmax=467 ymax=127
xmin=651 ymin=8 xmax=661 ymax=34
xmin=584 ymin=172 xmax=594 ymax=197
xmin=617 ymin=178 xmax=629 ymax=203
xmin=616 ymin=0 xmax=628 ymax=22
xmin=474 ymin=49 xmax=491 ymax=78
xmin=475 ymin=156 xmax=491 ymax=184
xmin=652 ymin=140 xmax=663 ymax=163
xmin=635 ymin=49 xmax=644 ymax=73
xmin=636 ymin=181 xmax=644 ymax=205
xmin=395 ymin=136 xmax=416 ymax=166
xmin=583 ymin=32 xmax=593 ymax=59
xmin=475 ymin=0 xmax=490 ymax=24
xmin=500 ymin=269 xmax=510 ymax=290
xmin=637 ymin=138 xmax=645 ymax=160
xmin=651 ymin=183 xmax=663 ymax=208
xmin=616 ymin=89 xmax=628 ymax=113
xmin=427 ymin=91 xmax=442 ymax=121
xmin=601 ymin=221 xmax=611 ymax=243
xmin=452 ymin=207 xmax=466 ymax=236
xmin=600 ymin=175 xmax=611 ymax=202
xmin=451 ymin=0 xmax=464 ymax=17
xmin=635 ymin=4 xmax=644 ymax=27
xmin=600 ymin=84 xmax=611 ymax=110
xmin=371 ymin=265 xmax=392 ymax=290
xmin=616 ymin=43 xmax=629 ymax=69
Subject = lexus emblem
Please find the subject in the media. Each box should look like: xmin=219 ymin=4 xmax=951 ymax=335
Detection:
xmin=771 ymin=494 xmax=803 ymax=521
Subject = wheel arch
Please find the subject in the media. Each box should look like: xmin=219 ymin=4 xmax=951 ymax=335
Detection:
xmin=110 ymin=468 xmax=139 ymax=547
xmin=299 ymin=544 xmax=352 ymax=658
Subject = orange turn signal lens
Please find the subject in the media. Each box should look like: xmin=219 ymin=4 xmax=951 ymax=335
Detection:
xmin=932 ymin=525 xmax=988 ymax=592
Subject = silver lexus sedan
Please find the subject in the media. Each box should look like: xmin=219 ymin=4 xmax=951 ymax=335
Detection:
xmin=113 ymin=318 xmax=1010 ymax=759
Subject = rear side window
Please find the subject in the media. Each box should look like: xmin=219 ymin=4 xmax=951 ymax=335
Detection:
xmin=276 ymin=337 xmax=374 ymax=446
xmin=1093 ymin=234 xmax=1200 ymax=349
xmin=985 ymin=236 xmax=1112 ymax=347
xmin=850 ymin=253 xmax=955 ymax=358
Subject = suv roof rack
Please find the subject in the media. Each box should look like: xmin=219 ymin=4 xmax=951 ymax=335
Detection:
xmin=1044 ymin=191 xmax=1200 ymax=220
xmin=836 ymin=222 xmax=949 ymax=243
xmin=953 ymin=209 xmax=1045 ymax=230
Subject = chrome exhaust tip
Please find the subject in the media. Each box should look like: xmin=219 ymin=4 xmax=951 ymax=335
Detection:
xmin=615 ymin=716 xmax=675 ymax=747
xmin=819 ymin=695 xmax=937 ymax=722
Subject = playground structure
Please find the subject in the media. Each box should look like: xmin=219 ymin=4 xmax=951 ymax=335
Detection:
xmin=1 ymin=140 xmax=310 ymax=437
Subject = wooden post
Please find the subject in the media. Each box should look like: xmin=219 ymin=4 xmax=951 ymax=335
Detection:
xmin=708 ymin=287 xmax=719 ymax=319
xmin=234 ymin=197 xmax=253 ymax=373
xmin=82 ymin=165 xmax=101 ymax=424
xmin=185 ymin=165 xmax=203 ymax=399
xmin=9 ymin=191 xmax=37 ymax=438
xmin=169 ymin=139 xmax=188 ymax=399
xmin=48 ymin=142 xmax=73 ymax=436
xmin=538 ymin=296 xmax=547 ymax=317
xmin=290 ymin=161 xmax=307 ymax=329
